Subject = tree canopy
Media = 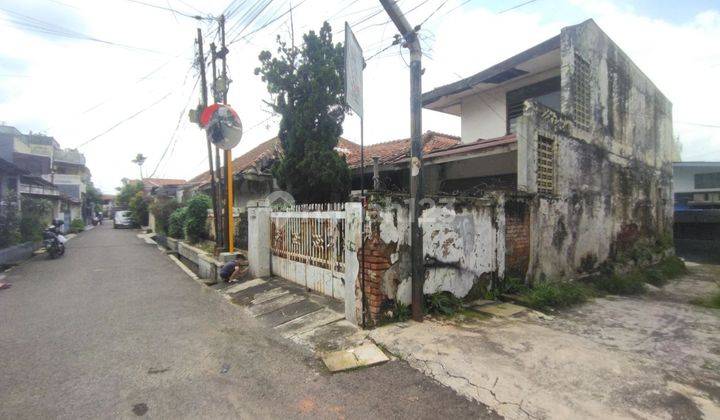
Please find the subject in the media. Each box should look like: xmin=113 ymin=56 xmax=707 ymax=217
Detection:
xmin=255 ymin=22 xmax=350 ymax=203
xmin=115 ymin=180 xmax=143 ymax=207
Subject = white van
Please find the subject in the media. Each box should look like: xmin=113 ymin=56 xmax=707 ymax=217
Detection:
xmin=113 ymin=211 xmax=133 ymax=229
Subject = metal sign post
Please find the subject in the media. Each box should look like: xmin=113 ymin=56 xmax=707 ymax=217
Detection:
xmin=345 ymin=22 xmax=366 ymax=326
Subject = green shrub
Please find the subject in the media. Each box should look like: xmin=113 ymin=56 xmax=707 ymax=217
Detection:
xmin=185 ymin=194 xmax=211 ymax=244
xmin=655 ymin=256 xmax=687 ymax=279
xmin=19 ymin=197 xmax=53 ymax=242
xmin=150 ymin=198 xmax=181 ymax=234
xmin=393 ymin=301 xmax=411 ymax=322
xmin=128 ymin=191 xmax=149 ymax=227
xmin=592 ymin=270 xmax=646 ymax=295
xmin=644 ymin=268 xmax=666 ymax=287
xmin=167 ymin=207 xmax=187 ymax=239
xmin=69 ymin=218 xmax=85 ymax=233
xmin=501 ymin=276 xmax=528 ymax=295
xmin=628 ymin=244 xmax=653 ymax=264
xmin=654 ymin=231 xmax=673 ymax=252
xmin=525 ymin=281 xmax=592 ymax=310
xmin=692 ymin=290 xmax=720 ymax=309
xmin=0 ymin=203 xmax=21 ymax=248
xmin=425 ymin=291 xmax=463 ymax=316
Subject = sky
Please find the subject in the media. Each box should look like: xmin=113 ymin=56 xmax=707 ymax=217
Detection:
xmin=1 ymin=0 xmax=719 ymax=193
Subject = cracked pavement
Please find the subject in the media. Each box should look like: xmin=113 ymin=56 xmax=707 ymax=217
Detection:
xmin=371 ymin=262 xmax=720 ymax=419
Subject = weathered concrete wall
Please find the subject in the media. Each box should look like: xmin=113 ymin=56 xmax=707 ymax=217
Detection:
xmin=362 ymin=194 xmax=506 ymax=322
xmin=247 ymin=204 xmax=271 ymax=278
xmin=177 ymin=241 xmax=204 ymax=266
xmin=560 ymin=20 xmax=673 ymax=170
xmin=0 ymin=241 xmax=40 ymax=265
xmin=166 ymin=237 xmax=179 ymax=252
xmin=512 ymin=20 xmax=674 ymax=281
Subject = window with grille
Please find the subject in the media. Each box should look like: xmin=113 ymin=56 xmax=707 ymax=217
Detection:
xmin=537 ymin=136 xmax=555 ymax=195
xmin=573 ymin=54 xmax=591 ymax=129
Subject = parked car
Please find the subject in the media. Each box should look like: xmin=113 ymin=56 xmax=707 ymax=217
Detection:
xmin=113 ymin=211 xmax=133 ymax=229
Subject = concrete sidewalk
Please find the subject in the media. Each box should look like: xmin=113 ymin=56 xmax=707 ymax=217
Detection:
xmin=371 ymin=262 xmax=720 ymax=419
xmin=146 ymin=232 xmax=390 ymax=372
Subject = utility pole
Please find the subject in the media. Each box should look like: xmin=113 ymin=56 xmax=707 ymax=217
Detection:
xmin=209 ymin=42 xmax=225 ymax=249
xmin=217 ymin=14 xmax=234 ymax=253
xmin=379 ymin=0 xmax=424 ymax=321
xmin=197 ymin=28 xmax=222 ymax=250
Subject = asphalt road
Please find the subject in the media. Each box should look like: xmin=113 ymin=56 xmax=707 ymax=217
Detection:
xmin=0 ymin=224 xmax=496 ymax=419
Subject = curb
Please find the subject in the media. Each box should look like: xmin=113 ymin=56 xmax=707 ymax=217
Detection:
xmin=167 ymin=254 xmax=201 ymax=283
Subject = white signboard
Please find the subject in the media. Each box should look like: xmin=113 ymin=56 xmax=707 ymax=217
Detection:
xmin=344 ymin=22 xmax=364 ymax=118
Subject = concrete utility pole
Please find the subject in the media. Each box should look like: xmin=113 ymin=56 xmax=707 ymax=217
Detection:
xmin=218 ymin=14 xmax=235 ymax=253
xmin=379 ymin=0 xmax=425 ymax=321
xmin=209 ymin=41 xmax=225 ymax=249
xmin=196 ymin=28 xmax=222 ymax=250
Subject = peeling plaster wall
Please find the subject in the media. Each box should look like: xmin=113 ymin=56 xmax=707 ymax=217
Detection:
xmin=517 ymin=20 xmax=673 ymax=281
xmin=364 ymin=195 xmax=506 ymax=314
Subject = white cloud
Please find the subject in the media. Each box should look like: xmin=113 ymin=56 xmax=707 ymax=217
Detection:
xmin=1 ymin=0 xmax=719 ymax=192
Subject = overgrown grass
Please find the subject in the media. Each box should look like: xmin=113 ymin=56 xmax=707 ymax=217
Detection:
xmin=425 ymin=291 xmax=464 ymax=316
xmin=592 ymin=271 xmax=647 ymax=295
xmin=393 ymin=301 xmax=411 ymax=322
xmin=524 ymin=281 xmax=593 ymax=311
xmin=655 ymin=256 xmax=688 ymax=279
xmin=692 ymin=290 xmax=720 ymax=309
xmin=506 ymin=256 xmax=688 ymax=311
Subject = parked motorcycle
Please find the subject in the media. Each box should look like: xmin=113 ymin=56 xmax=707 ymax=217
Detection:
xmin=43 ymin=220 xmax=66 ymax=259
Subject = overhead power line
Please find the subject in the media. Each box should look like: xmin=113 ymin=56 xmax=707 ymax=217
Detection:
xmin=0 ymin=6 xmax=169 ymax=54
xmin=147 ymin=72 xmax=200 ymax=178
xmin=226 ymin=0 xmax=275 ymax=44
xmin=228 ymin=0 xmax=310 ymax=46
xmin=121 ymin=0 xmax=212 ymax=20
xmin=76 ymin=92 xmax=174 ymax=148
xmin=498 ymin=0 xmax=539 ymax=13
xmin=676 ymin=121 xmax=720 ymax=129
xmin=417 ymin=0 xmax=450 ymax=28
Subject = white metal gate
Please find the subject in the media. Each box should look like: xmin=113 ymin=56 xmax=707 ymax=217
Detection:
xmin=270 ymin=203 xmax=346 ymax=299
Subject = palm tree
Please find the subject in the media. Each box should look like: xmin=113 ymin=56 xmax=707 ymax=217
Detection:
xmin=132 ymin=153 xmax=147 ymax=180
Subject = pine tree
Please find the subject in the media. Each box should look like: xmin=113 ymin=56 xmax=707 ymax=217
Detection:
xmin=255 ymin=22 xmax=350 ymax=203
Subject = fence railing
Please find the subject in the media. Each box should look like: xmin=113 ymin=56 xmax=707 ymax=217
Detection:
xmin=270 ymin=204 xmax=345 ymax=273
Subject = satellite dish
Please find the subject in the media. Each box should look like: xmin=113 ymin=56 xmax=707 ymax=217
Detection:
xmin=199 ymin=104 xmax=243 ymax=150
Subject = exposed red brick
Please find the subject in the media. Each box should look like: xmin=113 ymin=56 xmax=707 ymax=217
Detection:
xmin=505 ymin=200 xmax=530 ymax=278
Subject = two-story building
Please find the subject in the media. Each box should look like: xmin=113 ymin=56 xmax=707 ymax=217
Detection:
xmin=418 ymin=19 xmax=673 ymax=280
xmin=0 ymin=125 xmax=93 ymax=227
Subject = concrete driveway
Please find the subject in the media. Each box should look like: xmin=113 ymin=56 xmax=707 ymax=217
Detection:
xmin=372 ymin=262 xmax=720 ymax=419
xmin=0 ymin=224 xmax=495 ymax=419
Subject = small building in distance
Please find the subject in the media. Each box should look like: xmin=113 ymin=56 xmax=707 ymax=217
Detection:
xmin=672 ymin=161 xmax=720 ymax=261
